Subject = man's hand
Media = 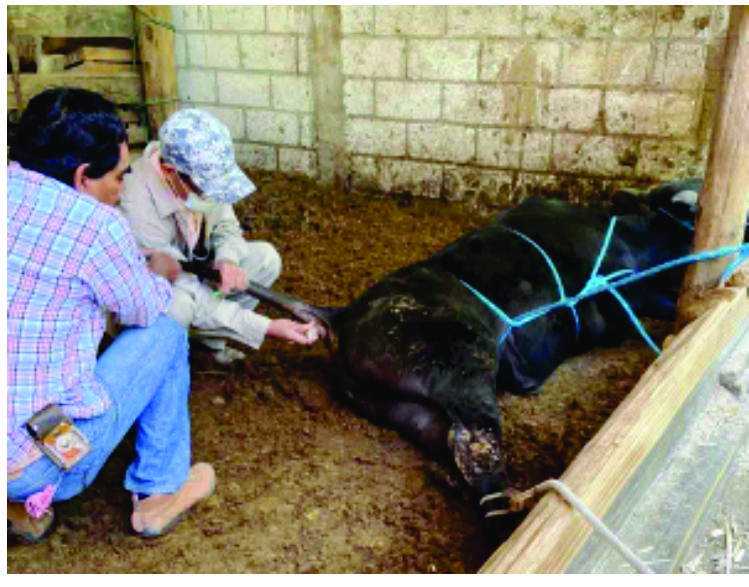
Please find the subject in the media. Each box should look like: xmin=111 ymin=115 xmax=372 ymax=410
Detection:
xmin=267 ymin=319 xmax=322 ymax=346
xmin=146 ymin=251 xmax=182 ymax=283
xmin=214 ymin=259 xmax=247 ymax=295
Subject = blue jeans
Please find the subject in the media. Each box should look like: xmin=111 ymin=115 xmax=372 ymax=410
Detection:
xmin=8 ymin=315 xmax=192 ymax=503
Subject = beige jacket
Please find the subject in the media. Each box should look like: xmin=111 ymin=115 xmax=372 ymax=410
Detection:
xmin=119 ymin=142 xmax=248 ymax=265
xmin=119 ymin=142 xmax=272 ymax=349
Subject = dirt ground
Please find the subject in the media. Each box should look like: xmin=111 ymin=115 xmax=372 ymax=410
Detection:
xmin=7 ymin=171 xmax=668 ymax=573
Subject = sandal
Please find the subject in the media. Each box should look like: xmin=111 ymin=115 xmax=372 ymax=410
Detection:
xmin=7 ymin=501 xmax=55 ymax=544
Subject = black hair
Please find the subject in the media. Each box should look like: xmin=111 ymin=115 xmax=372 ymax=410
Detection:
xmin=9 ymin=87 xmax=127 ymax=188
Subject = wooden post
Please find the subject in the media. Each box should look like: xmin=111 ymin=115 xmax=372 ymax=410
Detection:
xmin=480 ymin=288 xmax=749 ymax=573
xmin=678 ymin=6 xmax=749 ymax=318
xmin=133 ymin=5 xmax=179 ymax=137
xmin=7 ymin=20 xmax=23 ymax=121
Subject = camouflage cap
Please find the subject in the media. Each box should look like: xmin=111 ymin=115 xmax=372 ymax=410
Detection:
xmin=158 ymin=109 xmax=255 ymax=204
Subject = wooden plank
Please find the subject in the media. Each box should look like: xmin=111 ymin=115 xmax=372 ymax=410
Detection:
xmin=126 ymin=124 xmax=149 ymax=146
xmin=134 ymin=6 xmax=178 ymax=137
xmin=679 ymin=7 xmax=749 ymax=309
xmin=65 ymin=62 xmax=136 ymax=75
xmin=65 ymin=46 xmax=134 ymax=67
xmin=7 ymin=20 xmax=23 ymax=114
xmin=7 ymin=5 xmax=134 ymax=38
xmin=480 ymin=287 xmax=749 ymax=573
xmin=7 ymin=73 xmax=143 ymax=110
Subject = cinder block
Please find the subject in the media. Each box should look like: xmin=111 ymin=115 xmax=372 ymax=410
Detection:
xmin=344 ymin=79 xmax=374 ymax=116
xmin=521 ymin=131 xmax=553 ymax=171
xmin=523 ymin=88 xmax=600 ymax=131
xmin=341 ymin=5 xmax=374 ymax=34
xmin=377 ymin=159 xmax=444 ymax=198
xmin=658 ymin=93 xmax=697 ymax=136
xmin=605 ymin=42 xmax=650 ymax=85
xmin=348 ymin=155 xmax=379 ymax=189
xmin=481 ymin=41 xmax=559 ymax=84
xmin=704 ymin=39 xmax=727 ymax=91
xmin=446 ymin=6 xmax=522 ymax=37
xmin=271 ymin=75 xmax=313 ymax=112
xmin=477 ymin=128 xmax=523 ymax=168
xmin=345 ymin=118 xmax=406 ymax=156
xmin=611 ymin=6 xmax=655 ymax=37
xmin=443 ymin=84 xmax=519 ymax=126
xmin=235 ymin=143 xmax=278 ymax=171
xmin=170 ymin=6 xmax=186 ymax=30
xmin=267 ymin=5 xmax=311 ymax=34
xmin=178 ymin=70 xmax=217 ymax=104
xmin=217 ymin=72 xmax=270 ymax=107
xmin=342 ymin=38 xmax=405 ymax=78
xmin=654 ymin=6 xmax=676 ymax=38
xmin=210 ymin=6 xmax=265 ymax=32
xmin=545 ymin=88 xmax=601 ymax=131
xmin=516 ymin=172 xmax=565 ymax=199
xmin=443 ymin=167 xmax=515 ymax=205
xmin=279 ymin=148 xmax=317 ymax=175
xmin=553 ymin=134 xmax=636 ymax=176
xmin=240 ymin=35 xmax=297 ymax=72
xmin=179 ymin=6 xmax=210 ymax=31
xmin=560 ymin=41 xmax=605 ymax=85
xmin=669 ymin=5 xmax=714 ymax=38
xmin=298 ymin=37 xmax=310 ymax=74
xmin=375 ymin=6 xmax=445 ymax=36
xmin=653 ymin=41 xmax=706 ymax=91
xmin=607 ymin=91 xmax=696 ymax=136
xmin=408 ymin=123 xmax=476 ymax=163
xmin=202 ymin=106 xmax=245 ymax=139
xmin=300 ymin=115 xmax=315 ymax=148
xmin=408 ymin=40 xmax=479 ymax=81
xmin=526 ymin=6 xmax=613 ymax=38
xmin=202 ymin=34 xmax=241 ymax=69
xmin=709 ymin=5 xmax=731 ymax=38
xmin=606 ymin=91 xmax=660 ymax=134
xmin=375 ymin=81 xmax=441 ymax=120
xmin=185 ymin=34 xmax=207 ymax=68
xmin=638 ymin=139 xmax=707 ymax=178
xmin=245 ymin=110 xmax=299 ymax=145
xmin=174 ymin=33 xmax=188 ymax=68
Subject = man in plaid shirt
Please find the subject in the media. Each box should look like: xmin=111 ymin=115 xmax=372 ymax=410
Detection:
xmin=7 ymin=88 xmax=215 ymax=542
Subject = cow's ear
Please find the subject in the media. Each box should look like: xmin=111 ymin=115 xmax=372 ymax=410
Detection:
xmin=671 ymin=189 xmax=699 ymax=211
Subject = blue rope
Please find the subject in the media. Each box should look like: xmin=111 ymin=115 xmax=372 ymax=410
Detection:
xmin=657 ymin=208 xmax=697 ymax=232
xmin=461 ymin=218 xmax=749 ymax=356
xmin=657 ymin=207 xmax=748 ymax=286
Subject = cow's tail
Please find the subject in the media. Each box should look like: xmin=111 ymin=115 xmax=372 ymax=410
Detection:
xmin=242 ymin=280 xmax=340 ymax=353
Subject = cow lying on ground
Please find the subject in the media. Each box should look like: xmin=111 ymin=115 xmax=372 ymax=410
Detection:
xmin=216 ymin=180 xmax=746 ymax=509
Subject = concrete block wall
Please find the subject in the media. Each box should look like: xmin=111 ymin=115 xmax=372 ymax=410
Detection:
xmin=172 ymin=5 xmax=730 ymax=203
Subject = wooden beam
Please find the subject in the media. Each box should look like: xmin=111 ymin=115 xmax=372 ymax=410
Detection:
xmin=480 ymin=287 xmax=749 ymax=573
xmin=7 ymin=5 xmax=134 ymax=38
xmin=679 ymin=6 xmax=749 ymax=312
xmin=7 ymin=20 xmax=23 ymax=117
xmin=6 ymin=73 xmax=143 ymax=110
xmin=133 ymin=6 xmax=179 ymax=138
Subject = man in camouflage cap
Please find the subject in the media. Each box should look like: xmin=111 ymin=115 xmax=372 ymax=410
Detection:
xmin=120 ymin=109 xmax=317 ymax=364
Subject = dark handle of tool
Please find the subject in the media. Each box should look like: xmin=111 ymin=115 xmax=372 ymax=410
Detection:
xmin=180 ymin=260 xmax=330 ymax=332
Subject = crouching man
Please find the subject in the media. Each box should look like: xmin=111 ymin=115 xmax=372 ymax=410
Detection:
xmin=7 ymin=88 xmax=214 ymax=542
xmin=118 ymin=108 xmax=318 ymax=365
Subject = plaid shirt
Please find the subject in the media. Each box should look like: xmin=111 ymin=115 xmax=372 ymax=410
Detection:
xmin=7 ymin=163 xmax=173 ymax=472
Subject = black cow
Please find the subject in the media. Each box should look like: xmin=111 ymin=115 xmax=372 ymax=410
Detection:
xmin=233 ymin=180 xmax=746 ymax=507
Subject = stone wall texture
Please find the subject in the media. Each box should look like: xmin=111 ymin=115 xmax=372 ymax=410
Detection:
xmin=172 ymin=5 xmax=730 ymax=203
